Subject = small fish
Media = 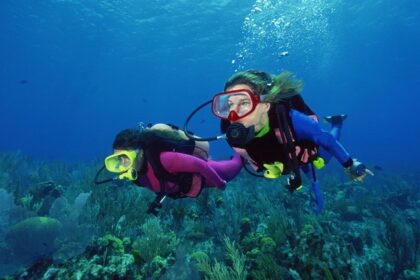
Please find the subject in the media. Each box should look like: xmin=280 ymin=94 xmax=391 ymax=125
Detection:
xmin=279 ymin=51 xmax=289 ymax=57
xmin=19 ymin=80 xmax=28 ymax=84
xmin=373 ymin=165 xmax=383 ymax=171
xmin=142 ymin=98 xmax=148 ymax=103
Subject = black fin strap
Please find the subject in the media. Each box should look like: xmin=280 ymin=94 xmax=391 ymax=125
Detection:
xmin=311 ymin=162 xmax=317 ymax=182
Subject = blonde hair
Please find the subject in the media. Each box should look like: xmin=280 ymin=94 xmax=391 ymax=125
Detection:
xmin=266 ymin=71 xmax=304 ymax=102
xmin=224 ymin=69 xmax=304 ymax=103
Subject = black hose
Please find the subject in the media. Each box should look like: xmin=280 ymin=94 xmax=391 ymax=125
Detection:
xmin=243 ymin=161 xmax=265 ymax=178
xmin=93 ymin=165 xmax=116 ymax=185
xmin=183 ymin=99 xmax=225 ymax=142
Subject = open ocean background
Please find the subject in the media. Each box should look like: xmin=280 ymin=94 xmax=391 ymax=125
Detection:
xmin=1 ymin=0 xmax=419 ymax=167
xmin=0 ymin=0 xmax=420 ymax=279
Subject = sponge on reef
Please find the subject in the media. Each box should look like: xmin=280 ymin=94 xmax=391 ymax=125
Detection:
xmin=5 ymin=216 xmax=62 ymax=260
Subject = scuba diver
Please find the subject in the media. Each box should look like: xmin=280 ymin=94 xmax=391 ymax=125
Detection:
xmin=95 ymin=123 xmax=242 ymax=215
xmin=184 ymin=69 xmax=373 ymax=213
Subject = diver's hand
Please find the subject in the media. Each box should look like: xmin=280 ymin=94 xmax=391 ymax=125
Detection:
xmin=346 ymin=159 xmax=374 ymax=183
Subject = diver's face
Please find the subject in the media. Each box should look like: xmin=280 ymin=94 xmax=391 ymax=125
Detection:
xmin=227 ymin=94 xmax=253 ymax=118
xmin=226 ymin=84 xmax=270 ymax=131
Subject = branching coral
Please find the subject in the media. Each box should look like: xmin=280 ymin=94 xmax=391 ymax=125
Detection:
xmin=380 ymin=209 xmax=417 ymax=278
xmin=193 ymin=236 xmax=247 ymax=280
xmin=132 ymin=217 xmax=179 ymax=263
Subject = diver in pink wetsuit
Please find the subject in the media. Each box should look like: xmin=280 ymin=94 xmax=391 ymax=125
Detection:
xmin=103 ymin=124 xmax=242 ymax=214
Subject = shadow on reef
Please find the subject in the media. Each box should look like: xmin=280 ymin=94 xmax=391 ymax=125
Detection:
xmin=0 ymin=152 xmax=419 ymax=279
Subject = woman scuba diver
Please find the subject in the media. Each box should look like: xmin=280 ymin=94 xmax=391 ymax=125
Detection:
xmin=95 ymin=123 xmax=242 ymax=215
xmin=184 ymin=69 xmax=373 ymax=213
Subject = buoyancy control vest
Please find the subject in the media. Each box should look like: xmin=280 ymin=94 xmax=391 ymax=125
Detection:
xmin=133 ymin=124 xmax=209 ymax=214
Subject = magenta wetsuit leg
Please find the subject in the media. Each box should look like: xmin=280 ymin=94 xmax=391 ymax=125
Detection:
xmin=207 ymin=153 xmax=243 ymax=182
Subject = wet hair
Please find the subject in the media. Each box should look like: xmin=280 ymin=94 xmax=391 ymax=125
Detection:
xmin=112 ymin=128 xmax=185 ymax=150
xmin=224 ymin=69 xmax=304 ymax=103
xmin=112 ymin=129 xmax=143 ymax=150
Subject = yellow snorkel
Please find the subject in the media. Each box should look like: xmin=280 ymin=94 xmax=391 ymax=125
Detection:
xmin=104 ymin=150 xmax=139 ymax=181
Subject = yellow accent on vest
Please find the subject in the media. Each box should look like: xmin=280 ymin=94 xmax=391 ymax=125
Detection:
xmin=255 ymin=121 xmax=270 ymax=138
xmin=296 ymin=185 xmax=303 ymax=191
xmin=263 ymin=161 xmax=284 ymax=179
xmin=313 ymin=157 xmax=325 ymax=169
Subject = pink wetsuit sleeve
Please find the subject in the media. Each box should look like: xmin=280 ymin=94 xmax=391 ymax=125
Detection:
xmin=160 ymin=151 xmax=225 ymax=187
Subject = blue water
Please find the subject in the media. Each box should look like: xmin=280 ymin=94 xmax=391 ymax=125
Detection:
xmin=1 ymin=0 xmax=419 ymax=169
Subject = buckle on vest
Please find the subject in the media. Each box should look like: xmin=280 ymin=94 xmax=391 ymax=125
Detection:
xmin=263 ymin=161 xmax=284 ymax=179
xmin=313 ymin=157 xmax=325 ymax=170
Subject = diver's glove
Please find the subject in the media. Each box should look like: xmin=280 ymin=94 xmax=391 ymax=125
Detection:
xmin=346 ymin=159 xmax=374 ymax=182
xmin=147 ymin=195 xmax=166 ymax=216
xmin=286 ymin=173 xmax=302 ymax=192
xmin=147 ymin=200 xmax=162 ymax=216
xmin=218 ymin=180 xmax=227 ymax=190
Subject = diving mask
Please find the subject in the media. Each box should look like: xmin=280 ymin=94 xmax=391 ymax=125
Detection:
xmin=104 ymin=150 xmax=139 ymax=181
xmin=212 ymin=89 xmax=266 ymax=121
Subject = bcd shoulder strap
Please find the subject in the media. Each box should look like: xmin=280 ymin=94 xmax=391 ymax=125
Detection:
xmin=274 ymin=102 xmax=302 ymax=192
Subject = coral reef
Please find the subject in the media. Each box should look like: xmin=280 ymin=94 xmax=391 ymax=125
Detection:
xmin=0 ymin=152 xmax=419 ymax=279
